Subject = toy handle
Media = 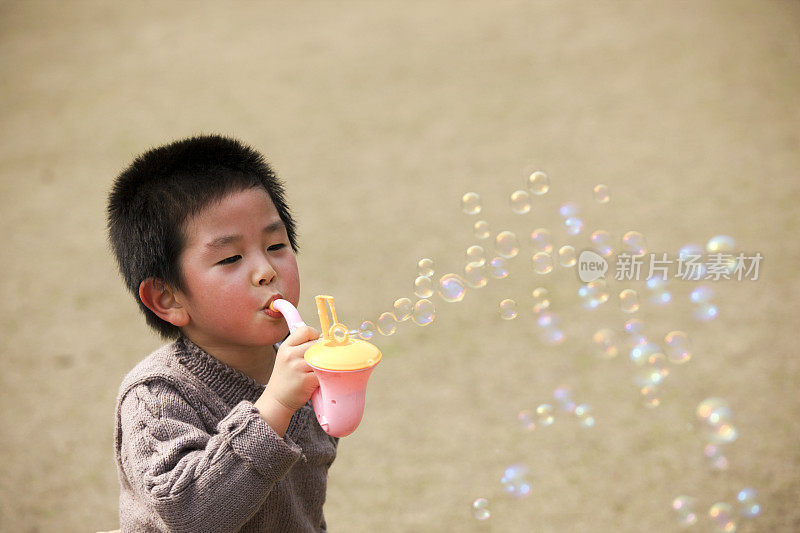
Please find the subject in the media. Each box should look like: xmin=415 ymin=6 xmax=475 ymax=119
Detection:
xmin=270 ymin=299 xmax=306 ymax=332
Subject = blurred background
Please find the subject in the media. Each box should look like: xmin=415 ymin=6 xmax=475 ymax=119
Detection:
xmin=0 ymin=1 xmax=798 ymax=531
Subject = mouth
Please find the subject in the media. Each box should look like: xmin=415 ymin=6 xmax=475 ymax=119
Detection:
xmin=264 ymin=294 xmax=284 ymax=319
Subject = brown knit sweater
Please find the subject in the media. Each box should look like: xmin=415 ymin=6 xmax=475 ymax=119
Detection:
xmin=114 ymin=337 xmax=338 ymax=532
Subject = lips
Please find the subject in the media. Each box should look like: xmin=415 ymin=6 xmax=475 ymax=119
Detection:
xmin=264 ymin=294 xmax=283 ymax=318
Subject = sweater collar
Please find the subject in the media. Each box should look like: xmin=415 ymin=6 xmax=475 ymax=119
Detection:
xmin=174 ymin=337 xmax=266 ymax=406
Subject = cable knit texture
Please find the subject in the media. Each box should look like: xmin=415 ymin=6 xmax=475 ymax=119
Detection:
xmin=115 ymin=337 xmax=338 ymax=532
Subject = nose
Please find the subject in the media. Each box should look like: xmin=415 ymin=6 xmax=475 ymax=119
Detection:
xmin=252 ymin=254 xmax=277 ymax=286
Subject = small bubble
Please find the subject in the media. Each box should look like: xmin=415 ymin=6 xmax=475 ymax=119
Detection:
xmin=694 ymin=303 xmax=719 ymax=322
xmin=619 ymin=289 xmax=640 ymax=313
xmin=706 ymin=235 xmax=736 ymax=254
xmin=646 ymin=277 xmax=672 ymax=306
xmin=412 ymin=299 xmax=436 ymax=326
xmin=499 ymin=299 xmax=518 ymax=320
xmin=672 ymin=496 xmax=699 ymax=526
xmin=414 ymin=275 xmax=434 ymax=298
xmin=630 ymin=341 xmax=660 ymax=366
xmin=377 ymin=312 xmax=398 ymax=336
xmin=463 ymin=263 xmax=488 ymax=288
xmin=590 ymin=230 xmax=615 ymax=257
xmin=697 ymin=398 xmax=738 ymax=444
xmin=358 ymin=321 xmax=376 ymax=340
xmin=705 ymin=444 xmax=730 ymax=471
xmin=489 ymin=257 xmax=509 ymax=279
xmin=640 ymin=385 xmax=661 ymax=408
xmin=554 ymin=386 xmax=576 ymax=413
xmin=531 ymin=287 xmax=550 ymax=314
xmin=528 ymin=171 xmax=550 ymax=195
xmin=517 ymin=409 xmax=536 ymax=431
xmin=473 ymin=220 xmax=491 ymax=240
xmin=575 ymin=404 xmax=595 ymax=428
xmin=495 ymin=231 xmax=520 ymax=258
xmin=501 ymin=464 xmax=532 ymax=498
xmin=593 ymin=184 xmax=611 ymax=204
xmin=466 ymin=245 xmax=486 ymax=267
xmin=393 ymin=298 xmax=413 ymax=322
xmin=461 ymin=192 xmax=481 ymax=215
xmin=690 ymin=285 xmax=715 ymax=304
xmin=737 ymin=487 xmax=761 ymax=518
xmin=536 ymin=404 xmax=554 ymax=426
xmin=471 ymin=498 xmax=491 ymax=520
xmin=579 ymin=280 xmax=609 ymax=309
xmin=559 ymin=201 xmax=580 ymax=218
xmin=530 ymin=228 xmax=553 ymax=254
xmin=564 ymin=216 xmax=584 ymax=236
xmin=679 ymin=243 xmax=707 ymax=280
xmin=593 ymin=328 xmax=619 ymax=359
xmin=664 ymin=331 xmax=691 ymax=364
xmin=510 ymin=189 xmax=532 ymax=214
xmin=532 ymin=252 xmax=554 ymax=274
xmin=558 ymin=245 xmax=577 ymax=267
xmin=438 ymin=273 xmax=467 ymax=303
xmin=709 ymin=502 xmax=737 ymax=532
xmin=418 ymin=258 xmax=435 ymax=277
xmin=331 ymin=324 xmax=348 ymax=343
xmin=622 ymin=231 xmax=647 ymax=256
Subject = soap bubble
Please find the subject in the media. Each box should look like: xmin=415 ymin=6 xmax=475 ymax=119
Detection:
xmin=542 ymin=328 xmax=565 ymax=345
xmin=377 ymin=312 xmax=398 ymax=336
xmin=558 ymin=245 xmax=577 ymax=267
xmin=517 ymin=410 xmax=536 ymax=431
xmin=471 ymin=498 xmax=491 ymax=520
xmin=694 ymin=303 xmax=719 ymax=322
xmin=664 ymin=331 xmax=691 ymax=364
xmin=510 ymin=190 xmax=532 ymax=214
xmin=531 ymin=287 xmax=550 ymax=314
xmin=536 ymin=404 xmax=555 ymax=426
xmin=559 ymin=201 xmax=580 ymax=218
xmin=678 ymin=243 xmax=707 ymax=280
xmin=629 ymin=341 xmax=661 ymax=365
xmin=619 ymin=289 xmax=640 ymax=313
xmin=622 ymin=231 xmax=647 ymax=256
xmin=528 ymin=171 xmax=550 ymax=195
xmin=358 ymin=321 xmax=376 ymax=340
xmin=529 ymin=228 xmax=553 ymax=254
xmin=331 ymin=324 xmax=348 ymax=343
xmin=462 ymin=192 xmax=482 ymax=215
xmin=575 ymin=404 xmax=595 ymax=428
xmin=414 ymin=275 xmax=434 ymax=298
xmin=489 ymin=257 xmax=509 ymax=279
xmin=465 ymin=245 xmax=486 ymax=267
xmin=579 ymin=280 xmax=609 ymax=309
xmin=463 ymin=263 xmax=488 ymax=289
xmin=646 ymin=277 xmax=672 ymax=305
xmin=495 ymin=231 xmax=520 ymax=258
xmin=412 ymin=299 xmax=436 ymax=326
xmin=564 ymin=216 xmax=584 ymax=236
xmin=706 ymin=235 xmax=736 ymax=254
xmin=640 ymin=385 xmax=661 ymax=408
xmin=417 ymin=258 xmax=435 ymax=277
xmin=624 ymin=318 xmax=645 ymax=338
xmin=697 ymin=398 xmax=738 ymax=444
xmin=501 ymin=464 xmax=532 ymax=498
xmin=499 ymin=299 xmax=518 ymax=320
xmin=438 ymin=273 xmax=467 ymax=303
xmin=537 ymin=312 xmax=565 ymax=345
xmin=632 ymin=352 xmax=668 ymax=388
xmin=709 ymin=502 xmax=737 ymax=532
xmin=737 ymin=487 xmax=761 ymax=518
xmin=593 ymin=184 xmax=611 ymax=204
xmin=672 ymin=496 xmax=699 ymax=527
xmin=473 ymin=220 xmax=491 ymax=240
xmin=704 ymin=444 xmax=730 ymax=470
xmin=532 ymin=252 xmax=554 ymax=274
xmin=553 ymin=385 xmax=576 ymax=413
xmin=593 ymin=328 xmax=619 ymax=359
xmin=590 ymin=230 xmax=615 ymax=257
xmin=690 ymin=285 xmax=715 ymax=304
xmin=393 ymin=298 xmax=413 ymax=322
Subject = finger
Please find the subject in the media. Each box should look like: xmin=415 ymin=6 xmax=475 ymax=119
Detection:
xmin=283 ymin=325 xmax=320 ymax=346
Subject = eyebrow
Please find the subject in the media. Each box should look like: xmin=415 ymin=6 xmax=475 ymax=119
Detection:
xmin=205 ymin=221 xmax=286 ymax=250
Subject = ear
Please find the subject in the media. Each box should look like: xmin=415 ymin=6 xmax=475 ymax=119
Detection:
xmin=139 ymin=278 xmax=190 ymax=328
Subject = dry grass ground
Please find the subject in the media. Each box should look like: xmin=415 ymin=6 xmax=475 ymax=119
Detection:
xmin=0 ymin=1 xmax=798 ymax=531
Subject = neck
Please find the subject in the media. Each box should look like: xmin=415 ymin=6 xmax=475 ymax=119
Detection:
xmin=186 ymin=339 xmax=277 ymax=385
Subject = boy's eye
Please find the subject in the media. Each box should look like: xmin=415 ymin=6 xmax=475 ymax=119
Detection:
xmin=267 ymin=243 xmax=286 ymax=252
xmin=217 ymin=255 xmax=241 ymax=265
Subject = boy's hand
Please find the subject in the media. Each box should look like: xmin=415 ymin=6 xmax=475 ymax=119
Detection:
xmin=255 ymin=325 xmax=320 ymax=437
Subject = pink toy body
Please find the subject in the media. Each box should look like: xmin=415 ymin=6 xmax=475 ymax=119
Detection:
xmin=270 ymin=298 xmax=380 ymax=438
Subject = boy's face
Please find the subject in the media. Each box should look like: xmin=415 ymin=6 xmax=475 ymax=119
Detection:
xmin=174 ymin=187 xmax=299 ymax=350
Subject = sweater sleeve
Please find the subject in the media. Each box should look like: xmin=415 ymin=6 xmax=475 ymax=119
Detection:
xmin=119 ymin=379 xmax=302 ymax=533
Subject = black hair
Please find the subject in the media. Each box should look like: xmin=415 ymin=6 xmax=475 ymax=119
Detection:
xmin=107 ymin=134 xmax=297 ymax=338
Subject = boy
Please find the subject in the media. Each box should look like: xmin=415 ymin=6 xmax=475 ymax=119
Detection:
xmin=107 ymin=135 xmax=336 ymax=532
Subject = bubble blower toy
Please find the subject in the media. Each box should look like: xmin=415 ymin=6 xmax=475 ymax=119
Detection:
xmin=269 ymin=295 xmax=382 ymax=438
